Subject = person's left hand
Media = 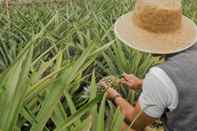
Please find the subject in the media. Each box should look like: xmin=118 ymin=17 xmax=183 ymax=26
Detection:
xmin=120 ymin=73 xmax=143 ymax=90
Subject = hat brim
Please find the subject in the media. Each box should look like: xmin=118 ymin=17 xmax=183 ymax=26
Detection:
xmin=114 ymin=12 xmax=197 ymax=54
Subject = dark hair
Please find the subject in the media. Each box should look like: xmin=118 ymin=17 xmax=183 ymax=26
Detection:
xmin=152 ymin=53 xmax=178 ymax=61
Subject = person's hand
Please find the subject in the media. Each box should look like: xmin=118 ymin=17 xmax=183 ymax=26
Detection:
xmin=99 ymin=80 xmax=121 ymax=99
xmin=120 ymin=73 xmax=143 ymax=90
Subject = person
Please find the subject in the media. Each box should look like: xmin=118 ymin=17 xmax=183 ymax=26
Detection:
xmin=99 ymin=0 xmax=197 ymax=131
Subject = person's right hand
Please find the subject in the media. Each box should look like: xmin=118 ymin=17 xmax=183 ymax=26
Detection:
xmin=120 ymin=73 xmax=143 ymax=90
xmin=99 ymin=79 xmax=121 ymax=99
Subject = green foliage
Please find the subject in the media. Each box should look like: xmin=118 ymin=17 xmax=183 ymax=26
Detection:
xmin=0 ymin=0 xmax=196 ymax=131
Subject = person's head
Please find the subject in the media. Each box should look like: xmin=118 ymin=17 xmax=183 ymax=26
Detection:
xmin=114 ymin=0 xmax=197 ymax=55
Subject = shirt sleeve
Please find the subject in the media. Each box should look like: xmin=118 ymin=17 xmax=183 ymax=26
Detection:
xmin=139 ymin=67 xmax=178 ymax=118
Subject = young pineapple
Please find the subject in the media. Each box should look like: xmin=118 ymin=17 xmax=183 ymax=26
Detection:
xmin=97 ymin=75 xmax=121 ymax=93
xmin=82 ymin=75 xmax=121 ymax=98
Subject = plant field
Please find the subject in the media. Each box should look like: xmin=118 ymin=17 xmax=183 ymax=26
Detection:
xmin=0 ymin=0 xmax=196 ymax=131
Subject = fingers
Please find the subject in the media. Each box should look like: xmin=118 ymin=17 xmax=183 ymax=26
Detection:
xmin=120 ymin=79 xmax=133 ymax=87
xmin=98 ymin=80 xmax=108 ymax=88
xmin=122 ymin=73 xmax=129 ymax=80
xmin=121 ymin=73 xmax=137 ymax=89
xmin=122 ymin=73 xmax=135 ymax=81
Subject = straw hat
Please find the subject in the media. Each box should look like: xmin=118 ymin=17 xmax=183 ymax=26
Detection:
xmin=114 ymin=0 xmax=197 ymax=54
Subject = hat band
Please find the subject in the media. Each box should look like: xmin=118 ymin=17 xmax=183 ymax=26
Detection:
xmin=132 ymin=7 xmax=182 ymax=33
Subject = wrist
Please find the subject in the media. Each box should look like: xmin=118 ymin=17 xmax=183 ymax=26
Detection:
xmin=107 ymin=87 xmax=119 ymax=96
xmin=110 ymin=94 xmax=121 ymax=105
xmin=133 ymin=79 xmax=143 ymax=90
xmin=111 ymin=94 xmax=121 ymax=101
xmin=138 ymin=79 xmax=143 ymax=88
